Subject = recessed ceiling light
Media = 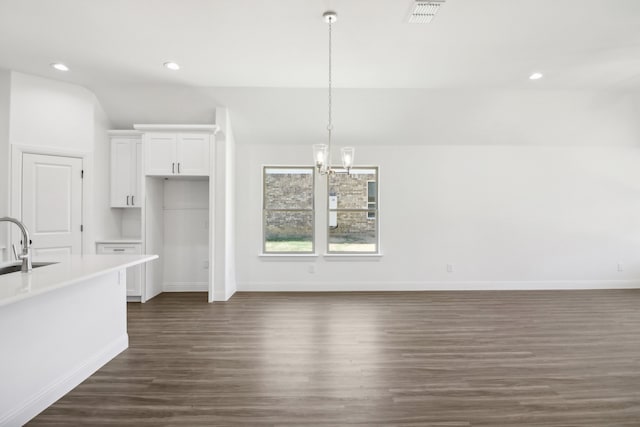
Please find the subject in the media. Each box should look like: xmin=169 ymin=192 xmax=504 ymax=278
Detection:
xmin=51 ymin=63 xmax=69 ymax=72
xmin=163 ymin=61 xmax=180 ymax=71
xmin=529 ymin=72 xmax=543 ymax=80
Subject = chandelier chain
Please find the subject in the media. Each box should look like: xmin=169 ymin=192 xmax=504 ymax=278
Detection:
xmin=327 ymin=18 xmax=333 ymax=160
xmin=313 ymin=11 xmax=352 ymax=176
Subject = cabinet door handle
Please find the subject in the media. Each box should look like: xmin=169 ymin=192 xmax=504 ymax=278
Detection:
xmin=172 ymin=162 xmax=175 ymax=174
xmin=126 ymin=195 xmax=130 ymax=206
xmin=131 ymin=195 xmax=135 ymax=206
xmin=178 ymin=162 xmax=181 ymax=173
xmin=113 ymin=248 xmax=125 ymax=252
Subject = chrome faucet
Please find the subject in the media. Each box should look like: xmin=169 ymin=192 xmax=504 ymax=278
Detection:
xmin=0 ymin=217 xmax=32 ymax=272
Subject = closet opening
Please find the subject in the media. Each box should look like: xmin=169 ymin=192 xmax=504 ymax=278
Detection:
xmin=144 ymin=176 xmax=210 ymax=302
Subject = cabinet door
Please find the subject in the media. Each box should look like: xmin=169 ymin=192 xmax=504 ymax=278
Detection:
xmin=126 ymin=244 xmax=143 ymax=296
xmin=145 ymin=133 xmax=177 ymax=175
xmin=177 ymin=133 xmax=210 ymax=176
xmin=130 ymin=141 xmax=143 ymax=206
xmin=111 ymin=139 xmax=133 ymax=207
xmin=127 ymin=264 xmax=142 ymax=296
xmin=96 ymin=243 xmax=142 ymax=296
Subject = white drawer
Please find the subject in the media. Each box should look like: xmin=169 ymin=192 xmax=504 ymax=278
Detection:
xmin=97 ymin=244 xmax=141 ymax=255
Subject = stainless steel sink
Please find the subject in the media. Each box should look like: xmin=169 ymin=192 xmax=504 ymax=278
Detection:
xmin=0 ymin=262 xmax=58 ymax=275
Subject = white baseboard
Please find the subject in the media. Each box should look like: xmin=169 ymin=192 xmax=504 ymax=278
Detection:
xmin=227 ymin=285 xmax=237 ymax=300
xmin=213 ymin=285 xmax=237 ymax=302
xmin=163 ymin=282 xmax=208 ymax=292
xmin=237 ymin=280 xmax=640 ymax=292
xmin=1 ymin=334 xmax=128 ymax=427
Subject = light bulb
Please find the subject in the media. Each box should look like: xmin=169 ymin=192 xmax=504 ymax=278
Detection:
xmin=313 ymin=144 xmax=328 ymax=169
xmin=341 ymin=147 xmax=355 ymax=169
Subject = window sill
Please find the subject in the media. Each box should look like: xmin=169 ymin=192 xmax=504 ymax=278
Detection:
xmin=259 ymin=253 xmax=319 ymax=259
xmin=323 ymin=253 xmax=383 ymax=260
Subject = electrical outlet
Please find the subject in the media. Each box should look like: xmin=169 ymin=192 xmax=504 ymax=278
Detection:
xmin=203 ymin=260 xmax=209 ymax=270
xmin=617 ymin=262 xmax=623 ymax=272
xmin=308 ymin=265 xmax=315 ymax=274
xmin=446 ymin=263 xmax=454 ymax=273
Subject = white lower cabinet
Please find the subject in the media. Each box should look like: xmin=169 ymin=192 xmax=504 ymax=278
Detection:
xmin=96 ymin=243 xmax=142 ymax=298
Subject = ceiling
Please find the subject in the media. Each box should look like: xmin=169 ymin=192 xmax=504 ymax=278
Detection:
xmin=1 ymin=0 xmax=639 ymax=144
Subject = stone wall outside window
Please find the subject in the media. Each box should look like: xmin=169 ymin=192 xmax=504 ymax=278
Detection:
xmin=264 ymin=168 xmax=377 ymax=243
xmin=328 ymin=170 xmax=376 ymax=241
xmin=264 ymin=170 xmax=313 ymax=240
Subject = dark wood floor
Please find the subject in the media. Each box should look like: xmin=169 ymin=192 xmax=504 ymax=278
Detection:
xmin=30 ymin=290 xmax=640 ymax=426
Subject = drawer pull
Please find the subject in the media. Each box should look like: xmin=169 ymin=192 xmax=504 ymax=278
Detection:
xmin=113 ymin=248 xmax=126 ymax=252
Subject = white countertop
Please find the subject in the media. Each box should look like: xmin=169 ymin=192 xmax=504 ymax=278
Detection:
xmin=0 ymin=254 xmax=158 ymax=307
xmin=95 ymin=239 xmax=142 ymax=244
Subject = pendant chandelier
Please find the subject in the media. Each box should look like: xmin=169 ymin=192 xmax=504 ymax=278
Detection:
xmin=313 ymin=11 xmax=354 ymax=175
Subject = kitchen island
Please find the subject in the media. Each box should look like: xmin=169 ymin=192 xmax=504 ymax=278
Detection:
xmin=0 ymin=254 xmax=157 ymax=427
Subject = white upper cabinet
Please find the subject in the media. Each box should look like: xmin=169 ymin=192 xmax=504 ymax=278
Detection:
xmin=145 ymin=133 xmax=177 ymax=175
xmin=110 ymin=135 xmax=142 ymax=208
xmin=177 ymin=134 xmax=210 ymax=175
xmin=144 ymin=132 xmax=211 ymax=176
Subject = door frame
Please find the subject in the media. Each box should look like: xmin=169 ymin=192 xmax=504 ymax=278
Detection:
xmin=10 ymin=144 xmax=92 ymax=255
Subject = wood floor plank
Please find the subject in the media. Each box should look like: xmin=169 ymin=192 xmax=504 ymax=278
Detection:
xmin=29 ymin=290 xmax=640 ymax=426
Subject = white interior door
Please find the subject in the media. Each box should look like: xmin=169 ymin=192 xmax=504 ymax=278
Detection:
xmin=21 ymin=153 xmax=83 ymax=261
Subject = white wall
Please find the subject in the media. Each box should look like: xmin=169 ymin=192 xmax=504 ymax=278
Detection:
xmin=143 ymin=177 xmax=164 ymax=301
xmin=92 ymin=102 xmax=121 ymax=245
xmin=100 ymin=87 xmax=640 ymax=148
xmin=9 ymin=72 xmax=94 ymax=151
xmin=121 ymin=209 xmax=141 ymax=238
xmin=0 ymin=70 xmax=11 ymax=261
xmin=224 ymin=113 xmax=237 ymax=296
xmin=212 ymin=108 xmax=236 ymax=301
xmin=235 ymin=89 xmax=640 ymax=290
xmin=6 ymin=71 xmax=121 ymax=253
xmin=633 ymin=90 xmax=640 ymax=138
xmin=163 ymin=179 xmax=209 ymax=292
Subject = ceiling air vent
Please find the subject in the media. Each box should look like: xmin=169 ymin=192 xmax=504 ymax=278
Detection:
xmin=408 ymin=0 xmax=446 ymax=24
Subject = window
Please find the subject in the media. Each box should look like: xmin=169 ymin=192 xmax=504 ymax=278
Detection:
xmin=367 ymin=180 xmax=376 ymax=220
xmin=263 ymin=167 xmax=315 ymax=253
xmin=327 ymin=167 xmax=379 ymax=253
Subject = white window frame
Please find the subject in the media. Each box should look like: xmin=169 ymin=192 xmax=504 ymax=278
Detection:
xmin=262 ymin=166 xmax=315 ymax=254
xmin=327 ymin=167 xmax=379 ymax=254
